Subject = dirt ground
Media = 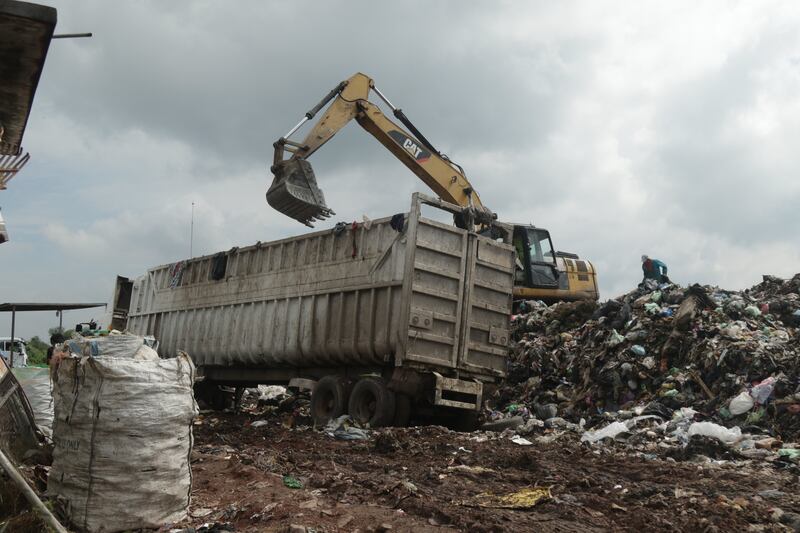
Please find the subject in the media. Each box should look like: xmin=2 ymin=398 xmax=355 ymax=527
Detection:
xmin=181 ymin=407 xmax=800 ymax=533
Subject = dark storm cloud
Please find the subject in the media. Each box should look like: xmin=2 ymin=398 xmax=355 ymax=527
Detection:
xmin=4 ymin=1 xmax=800 ymax=339
xmin=40 ymin=1 xmax=589 ymax=175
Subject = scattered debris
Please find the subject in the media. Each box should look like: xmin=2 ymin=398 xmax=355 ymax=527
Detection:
xmin=282 ymin=475 xmax=303 ymax=489
xmin=460 ymin=487 xmax=552 ymax=509
xmin=323 ymin=415 xmax=370 ymax=441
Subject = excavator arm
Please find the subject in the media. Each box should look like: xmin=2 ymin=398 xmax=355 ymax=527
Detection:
xmin=268 ymin=73 xmax=495 ymax=227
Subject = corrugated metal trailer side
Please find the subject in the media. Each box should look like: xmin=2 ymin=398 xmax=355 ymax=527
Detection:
xmin=120 ymin=194 xmax=514 ymax=423
xmin=128 ymin=213 xmax=407 ymax=369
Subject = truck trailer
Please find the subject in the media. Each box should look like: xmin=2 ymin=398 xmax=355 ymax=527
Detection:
xmin=113 ymin=194 xmax=515 ymax=426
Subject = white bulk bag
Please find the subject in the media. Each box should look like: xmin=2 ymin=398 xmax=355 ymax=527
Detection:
xmin=48 ymin=353 xmax=197 ymax=532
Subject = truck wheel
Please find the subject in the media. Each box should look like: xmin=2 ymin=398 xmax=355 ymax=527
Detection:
xmin=393 ymin=393 xmax=412 ymax=427
xmin=311 ymin=376 xmax=350 ymax=426
xmin=348 ymin=377 xmax=396 ymax=427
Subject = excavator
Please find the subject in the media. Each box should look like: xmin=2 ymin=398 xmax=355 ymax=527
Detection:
xmin=267 ymin=73 xmax=598 ymax=303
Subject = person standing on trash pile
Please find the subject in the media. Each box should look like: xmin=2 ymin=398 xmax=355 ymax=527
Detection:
xmin=641 ymin=254 xmax=670 ymax=284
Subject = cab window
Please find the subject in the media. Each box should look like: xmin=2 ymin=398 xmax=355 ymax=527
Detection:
xmin=527 ymin=229 xmax=555 ymax=263
xmin=540 ymin=234 xmax=554 ymax=261
xmin=525 ymin=228 xmax=558 ymax=286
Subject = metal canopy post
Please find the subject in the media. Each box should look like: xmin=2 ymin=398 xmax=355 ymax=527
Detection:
xmin=9 ymin=305 xmax=15 ymax=367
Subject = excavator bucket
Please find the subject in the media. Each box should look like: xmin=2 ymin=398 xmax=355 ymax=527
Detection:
xmin=266 ymin=159 xmax=334 ymax=227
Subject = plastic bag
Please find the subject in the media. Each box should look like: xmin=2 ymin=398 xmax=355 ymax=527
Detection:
xmin=607 ymin=329 xmax=625 ymax=347
xmin=672 ymin=407 xmax=697 ymax=421
xmin=580 ymin=421 xmax=628 ymax=443
xmin=729 ymin=391 xmax=755 ymax=415
xmin=650 ymin=291 xmax=662 ymax=303
xmin=751 ymin=377 xmax=776 ymax=405
xmin=687 ymin=421 xmax=742 ymax=444
xmin=744 ymin=305 xmax=761 ymax=318
xmin=644 ymin=302 xmax=662 ymax=315
xmin=630 ymin=345 xmax=646 ymax=356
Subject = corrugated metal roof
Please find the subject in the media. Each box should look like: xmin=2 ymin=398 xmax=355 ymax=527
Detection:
xmin=0 ymin=1 xmax=56 ymax=155
xmin=0 ymin=302 xmax=106 ymax=312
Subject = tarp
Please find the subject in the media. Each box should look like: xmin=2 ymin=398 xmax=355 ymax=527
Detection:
xmin=11 ymin=366 xmax=52 ymax=436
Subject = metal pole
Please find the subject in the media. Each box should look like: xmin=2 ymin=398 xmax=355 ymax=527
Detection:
xmin=189 ymin=202 xmax=195 ymax=259
xmin=10 ymin=306 xmax=15 ymax=368
xmin=58 ymin=309 xmax=63 ymax=331
xmin=371 ymin=84 xmax=397 ymax=111
xmin=0 ymin=448 xmax=69 ymax=533
xmin=282 ymin=116 xmax=309 ymax=140
xmin=52 ymin=32 xmax=93 ymax=39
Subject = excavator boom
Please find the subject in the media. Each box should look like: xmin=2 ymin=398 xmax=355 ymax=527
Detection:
xmin=268 ymin=73 xmax=493 ymax=227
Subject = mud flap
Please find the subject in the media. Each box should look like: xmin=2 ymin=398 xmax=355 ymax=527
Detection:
xmin=432 ymin=371 xmax=482 ymax=411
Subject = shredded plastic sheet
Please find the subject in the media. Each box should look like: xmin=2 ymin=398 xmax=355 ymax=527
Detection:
xmin=461 ymin=487 xmax=552 ymax=509
xmin=48 ymin=352 xmax=198 ymax=532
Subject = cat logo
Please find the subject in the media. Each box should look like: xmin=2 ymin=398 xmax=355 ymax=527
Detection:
xmin=388 ymin=130 xmax=431 ymax=162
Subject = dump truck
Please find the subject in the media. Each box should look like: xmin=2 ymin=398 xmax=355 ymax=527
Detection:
xmin=113 ymin=194 xmax=515 ymax=427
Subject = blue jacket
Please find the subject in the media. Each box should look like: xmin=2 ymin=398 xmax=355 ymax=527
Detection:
xmin=643 ymin=258 xmax=667 ymax=279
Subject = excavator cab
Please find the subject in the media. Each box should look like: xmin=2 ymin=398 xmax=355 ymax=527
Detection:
xmin=512 ymin=226 xmax=559 ymax=289
xmin=267 ymin=159 xmax=333 ymax=227
xmin=511 ymin=224 xmax=599 ymax=304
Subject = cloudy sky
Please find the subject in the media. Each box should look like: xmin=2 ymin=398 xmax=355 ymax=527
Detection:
xmin=3 ymin=0 xmax=800 ymax=340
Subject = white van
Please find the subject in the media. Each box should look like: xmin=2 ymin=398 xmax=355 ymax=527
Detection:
xmin=0 ymin=337 xmax=28 ymax=367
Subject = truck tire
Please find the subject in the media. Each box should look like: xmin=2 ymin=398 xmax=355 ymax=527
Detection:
xmin=311 ymin=375 xmax=350 ymax=426
xmin=348 ymin=377 xmax=396 ymax=427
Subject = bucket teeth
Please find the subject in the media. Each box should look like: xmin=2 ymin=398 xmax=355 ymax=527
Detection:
xmin=266 ymin=160 xmax=332 ymax=227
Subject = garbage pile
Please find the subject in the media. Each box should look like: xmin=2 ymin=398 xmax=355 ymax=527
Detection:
xmin=491 ymin=274 xmax=800 ymax=455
